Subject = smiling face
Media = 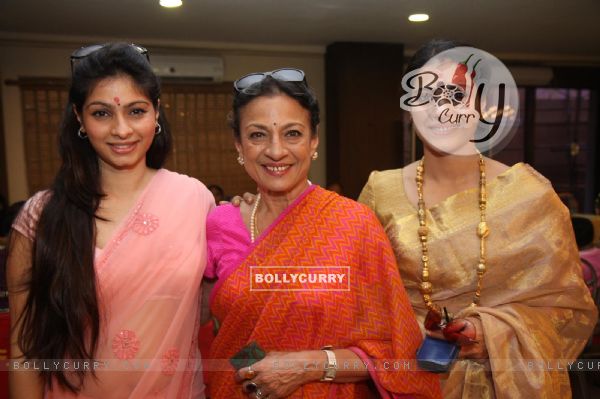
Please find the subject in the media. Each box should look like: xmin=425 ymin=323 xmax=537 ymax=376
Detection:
xmin=235 ymin=93 xmax=318 ymax=198
xmin=410 ymin=58 xmax=479 ymax=156
xmin=76 ymin=74 xmax=158 ymax=173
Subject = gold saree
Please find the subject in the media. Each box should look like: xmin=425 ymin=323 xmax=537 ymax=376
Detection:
xmin=359 ymin=163 xmax=598 ymax=399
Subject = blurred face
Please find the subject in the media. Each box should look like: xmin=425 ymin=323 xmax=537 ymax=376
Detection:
xmin=76 ymin=74 xmax=158 ymax=173
xmin=410 ymin=58 xmax=479 ymax=156
xmin=235 ymin=94 xmax=318 ymax=198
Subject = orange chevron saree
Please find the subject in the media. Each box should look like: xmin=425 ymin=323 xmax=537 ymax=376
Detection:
xmin=207 ymin=186 xmax=441 ymax=398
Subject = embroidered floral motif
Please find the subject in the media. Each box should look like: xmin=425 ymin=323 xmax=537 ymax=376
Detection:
xmin=112 ymin=330 xmax=140 ymax=360
xmin=131 ymin=213 xmax=159 ymax=235
xmin=161 ymin=348 xmax=180 ymax=376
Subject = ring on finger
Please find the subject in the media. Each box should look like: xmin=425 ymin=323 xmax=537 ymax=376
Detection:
xmin=243 ymin=381 xmax=259 ymax=394
xmin=246 ymin=365 xmax=256 ymax=379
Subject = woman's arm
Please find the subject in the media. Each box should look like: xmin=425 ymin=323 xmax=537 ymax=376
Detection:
xmin=235 ymin=349 xmax=369 ymax=398
xmin=7 ymin=232 xmax=44 ymax=399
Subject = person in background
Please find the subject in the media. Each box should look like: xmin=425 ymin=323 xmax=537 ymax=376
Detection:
xmin=572 ymin=216 xmax=595 ymax=250
xmin=205 ymin=69 xmax=441 ymax=398
xmin=0 ymin=194 xmax=8 ymax=238
xmin=559 ymin=192 xmax=580 ymax=214
xmin=325 ymin=182 xmax=343 ymax=196
xmin=0 ymin=201 xmax=26 ymax=241
xmin=1 ymin=201 xmax=25 ymax=310
xmin=574 ymin=216 xmax=600 ymax=294
xmin=358 ymin=39 xmax=597 ymax=398
xmin=208 ymin=184 xmax=226 ymax=204
xmin=7 ymin=43 xmax=213 ymax=398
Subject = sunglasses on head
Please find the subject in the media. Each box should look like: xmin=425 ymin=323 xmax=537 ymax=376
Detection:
xmin=70 ymin=43 xmax=149 ymax=73
xmin=233 ymin=68 xmax=306 ymax=93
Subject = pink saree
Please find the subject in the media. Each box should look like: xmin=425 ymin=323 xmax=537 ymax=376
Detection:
xmin=13 ymin=169 xmax=214 ymax=399
xmin=206 ymin=186 xmax=441 ymax=399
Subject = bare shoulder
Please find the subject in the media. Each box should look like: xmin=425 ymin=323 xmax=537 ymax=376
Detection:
xmin=485 ymin=157 xmax=510 ymax=180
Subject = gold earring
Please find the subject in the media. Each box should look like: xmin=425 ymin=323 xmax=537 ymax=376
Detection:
xmin=237 ymin=154 xmax=244 ymax=166
xmin=311 ymin=151 xmax=318 ymax=161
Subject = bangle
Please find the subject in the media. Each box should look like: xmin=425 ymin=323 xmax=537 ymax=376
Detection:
xmin=320 ymin=345 xmax=337 ymax=381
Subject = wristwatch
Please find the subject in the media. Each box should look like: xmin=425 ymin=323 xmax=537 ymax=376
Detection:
xmin=320 ymin=345 xmax=337 ymax=381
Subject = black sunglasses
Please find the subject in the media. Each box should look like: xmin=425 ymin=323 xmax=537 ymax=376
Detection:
xmin=233 ymin=68 xmax=306 ymax=92
xmin=70 ymin=43 xmax=149 ymax=73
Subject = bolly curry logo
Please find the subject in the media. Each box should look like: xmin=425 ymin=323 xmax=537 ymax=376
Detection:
xmin=400 ymin=47 xmax=519 ymax=156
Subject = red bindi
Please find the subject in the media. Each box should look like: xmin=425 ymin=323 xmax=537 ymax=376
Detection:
xmin=114 ymin=97 xmax=120 ymax=106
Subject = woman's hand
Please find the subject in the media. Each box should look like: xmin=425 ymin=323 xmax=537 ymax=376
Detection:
xmin=426 ymin=317 xmax=488 ymax=361
xmin=235 ymin=351 xmax=323 ymax=399
xmin=230 ymin=192 xmax=257 ymax=207
xmin=457 ymin=317 xmax=488 ymax=360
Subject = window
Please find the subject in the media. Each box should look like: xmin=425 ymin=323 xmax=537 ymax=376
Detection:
xmin=18 ymin=78 xmax=255 ymax=198
xmin=493 ymin=87 xmax=596 ymax=212
xmin=19 ymin=78 xmax=66 ymax=194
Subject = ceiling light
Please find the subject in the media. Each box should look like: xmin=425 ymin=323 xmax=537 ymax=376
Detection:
xmin=160 ymin=0 xmax=182 ymax=8
xmin=408 ymin=14 xmax=429 ymax=22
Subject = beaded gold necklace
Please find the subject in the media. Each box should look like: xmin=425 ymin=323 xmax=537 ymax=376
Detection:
xmin=416 ymin=154 xmax=489 ymax=313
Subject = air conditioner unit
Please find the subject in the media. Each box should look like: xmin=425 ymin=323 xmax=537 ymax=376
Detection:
xmin=151 ymin=55 xmax=224 ymax=82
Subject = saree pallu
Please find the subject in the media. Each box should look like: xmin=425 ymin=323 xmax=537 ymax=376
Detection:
xmin=359 ymin=163 xmax=598 ymax=399
xmin=14 ymin=169 xmax=213 ymax=398
xmin=207 ymin=185 xmax=441 ymax=399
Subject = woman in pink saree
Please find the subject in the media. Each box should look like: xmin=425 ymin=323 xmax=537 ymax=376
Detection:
xmin=7 ymin=44 xmax=213 ymax=398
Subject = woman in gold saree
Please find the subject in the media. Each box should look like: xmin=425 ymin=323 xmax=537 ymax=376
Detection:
xmin=359 ymin=39 xmax=598 ymax=398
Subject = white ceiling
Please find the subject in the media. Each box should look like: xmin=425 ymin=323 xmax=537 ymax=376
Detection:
xmin=1 ymin=0 xmax=599 ymax=62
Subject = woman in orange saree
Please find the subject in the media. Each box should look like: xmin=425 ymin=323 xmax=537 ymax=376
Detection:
xmin=205 ymin=69 xmax=441 ymax=398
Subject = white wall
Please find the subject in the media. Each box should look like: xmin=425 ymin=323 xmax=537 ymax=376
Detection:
xmin=0 ymin=38 xmax=326 ymax=202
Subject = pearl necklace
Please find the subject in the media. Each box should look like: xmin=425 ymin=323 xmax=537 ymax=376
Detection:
xmin=416 ymin=154 xmax=489 ymax=311
xmin=250 ymin=193 xmax=261 ymax=243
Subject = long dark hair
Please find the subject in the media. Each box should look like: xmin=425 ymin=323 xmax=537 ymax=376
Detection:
xmin=14 ymin=43 xmax=171 ymax=392
xmin=229 ymin=76 xmax=320 ymax=139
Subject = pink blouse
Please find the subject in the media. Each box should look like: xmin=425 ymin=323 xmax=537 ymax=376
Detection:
xmin=205 ymin=204 xmax=251 ymax=281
